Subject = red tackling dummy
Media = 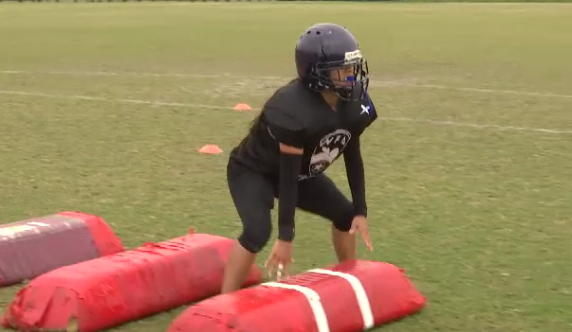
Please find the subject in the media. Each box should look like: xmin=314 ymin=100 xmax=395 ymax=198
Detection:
xmin=1 ymin=231 xmax=263 ymax=332
xmin=167 ymin=260 xmax=426 ymax=332
xmin=0 ymin=211 xmax=124 ymax=287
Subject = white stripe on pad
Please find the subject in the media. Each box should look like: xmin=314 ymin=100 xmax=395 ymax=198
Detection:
xmin=262 ymin=282 xmax=330 ymax=332
xmin=308 ymin=268 xmax=375 ymax=330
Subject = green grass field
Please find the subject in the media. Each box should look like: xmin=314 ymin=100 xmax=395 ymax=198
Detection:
xmin=0 ymin=2 xmax=571 ymax=331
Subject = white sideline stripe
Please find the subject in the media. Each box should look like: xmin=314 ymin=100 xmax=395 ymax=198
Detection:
xmin=1 ymin=69 xmax=572 ymax=99
xmin=0 ymin=70 xmax=226 ymax=79
xmin=0 ymin=89 xmax=224 ymax=109
xmin=411 ymin=83 xmax=572 ymax=99
xmin=309 ymin=268 xmax=375 ymax=330
xmin=1 ymin=89 xmax=571 ymax=135
xmin=262 ymin=282 xmax=330 ymax=332
xmin=383 ymin=117 xmax=572 ymax=134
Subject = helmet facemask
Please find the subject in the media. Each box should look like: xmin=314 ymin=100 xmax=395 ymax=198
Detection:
xmin=307 ymin=52 xmax=370 ymax=102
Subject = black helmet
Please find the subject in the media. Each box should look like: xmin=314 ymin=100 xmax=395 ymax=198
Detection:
xmin=295 ymin=23 xmax=369 ymax=101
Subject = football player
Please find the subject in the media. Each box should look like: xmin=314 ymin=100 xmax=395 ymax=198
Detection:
xmin=222 ymin=22 xmax=378 ymax=293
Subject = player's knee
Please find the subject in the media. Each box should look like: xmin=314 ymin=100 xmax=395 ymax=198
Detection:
xmin=332 ymin=206 xmax=355 ymax=232
xmin=238 ymin=219 xmax=272 ymax=254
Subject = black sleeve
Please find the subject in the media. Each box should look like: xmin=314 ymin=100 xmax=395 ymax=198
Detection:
xmin=262 ymin=105 xmax=305 ymax=242
xmin=343 ymin=91 xmax=378 ymax=216
xmin=343 ymin=136 xmax=367 ymax=217
xmin=277 ymin=152 xmax=302 ymax=242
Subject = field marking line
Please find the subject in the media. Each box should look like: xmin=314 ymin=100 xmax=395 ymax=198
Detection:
xmin=410 ymin=83 xmax=572 ymax=99
xmin=382 ymin=117 xmax=572 ymax=134
xmin=1 ymin=69 xmax=572 ymax=99
xmin=0 ymin=89 xmax=221 ymax=109
xmin=1 ymin=89 xmax=571 ymax=135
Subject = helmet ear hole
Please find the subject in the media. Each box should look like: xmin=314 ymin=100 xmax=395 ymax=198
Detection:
xmin=316 ymin=31 xmax=321 ymax=35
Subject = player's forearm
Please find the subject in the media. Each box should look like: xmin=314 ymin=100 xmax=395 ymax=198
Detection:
xmin=277 ymin=152 xmax=302 ymax=242
xmin=344 ymin=138 xmax=367 ymax=217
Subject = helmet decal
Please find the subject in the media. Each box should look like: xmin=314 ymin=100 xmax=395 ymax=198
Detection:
xmin=343 ymin=50 xmax=362 ymax=64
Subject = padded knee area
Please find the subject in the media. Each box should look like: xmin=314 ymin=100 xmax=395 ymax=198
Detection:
xmin=238 ymin=219 xmax=272 ymax=254
xmin=332 ymin=206 xmax=356 ymax=233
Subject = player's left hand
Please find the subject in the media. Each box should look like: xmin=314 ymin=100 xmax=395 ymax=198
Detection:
xmin=349 ymin=215 xmax=373 ymax=251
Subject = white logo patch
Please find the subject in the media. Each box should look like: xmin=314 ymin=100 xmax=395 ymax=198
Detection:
xmin=360 ymin=104 xmax=370 ymax=115
xmin=301 ymin=129 xmax=351 ymax=180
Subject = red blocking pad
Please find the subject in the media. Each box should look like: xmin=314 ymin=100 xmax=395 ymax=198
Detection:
xmin=167 ymin=260 xmax=426 ymax=332
xmin=0 ymin=211 xmax=124 ymax=287
xmin=1 ymin=232 xmax=263 ymax=332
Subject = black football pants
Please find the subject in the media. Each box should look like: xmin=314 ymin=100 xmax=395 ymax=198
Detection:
xmin=227 ymin=158 xmax=355 ymax=254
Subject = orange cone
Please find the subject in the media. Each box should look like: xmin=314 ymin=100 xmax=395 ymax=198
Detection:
xmin=234 ymin=103 xmax=252 ymax=111
xmin=198 ymin=144 xmax=223 ymax=154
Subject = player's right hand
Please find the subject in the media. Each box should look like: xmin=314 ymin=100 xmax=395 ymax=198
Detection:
xmin=264 ymin=239 xmax=294 ymax=281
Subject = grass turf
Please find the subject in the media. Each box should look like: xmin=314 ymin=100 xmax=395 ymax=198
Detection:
xmin=0 ymin=2 xmax=571 ymax=331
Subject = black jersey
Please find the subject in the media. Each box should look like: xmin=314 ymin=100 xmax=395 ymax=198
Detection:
xmin=230 ymin=79 xmax=378 ymax=181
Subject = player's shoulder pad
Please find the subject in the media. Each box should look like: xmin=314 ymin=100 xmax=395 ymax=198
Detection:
xmin=261 ymin=83 xmax=308 ymax=148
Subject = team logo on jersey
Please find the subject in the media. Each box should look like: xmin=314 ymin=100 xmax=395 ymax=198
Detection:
xmin=301 ymin=129 xmax=352 ymax=180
